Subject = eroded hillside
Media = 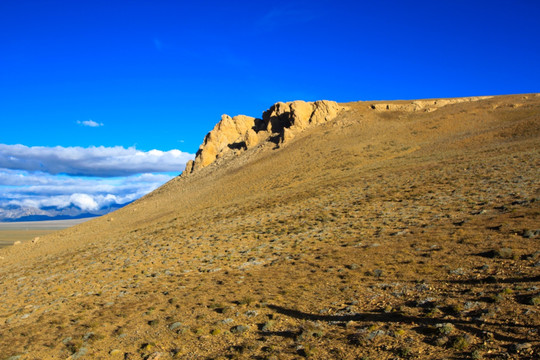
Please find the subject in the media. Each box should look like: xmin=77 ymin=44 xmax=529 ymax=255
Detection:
xmin=0 ymin=94 xmax=539 ymax=359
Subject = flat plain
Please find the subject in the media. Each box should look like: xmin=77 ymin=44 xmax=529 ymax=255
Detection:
xmin=0 ymin=94 xmax=538 ymax=359
xmin=0 ymin=219 xmax=94 ymax=248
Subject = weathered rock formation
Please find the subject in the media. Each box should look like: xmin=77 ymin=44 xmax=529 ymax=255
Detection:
xmin=183 ymin=100 xmax=346 ymax=175
xmin=369 ymin=96 xmax=492 ymax=113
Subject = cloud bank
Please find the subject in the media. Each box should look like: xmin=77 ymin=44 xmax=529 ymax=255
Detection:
xmin=0 ymin=169 xmax=171 ymax=210
xmin=0 ymin=144 xmax=195 ymax=221
xmin=0 ymin=144 xmax=194 ymax=177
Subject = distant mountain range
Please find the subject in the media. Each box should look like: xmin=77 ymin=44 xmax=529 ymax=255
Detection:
xmin=0 ymin=202 xmax=130 ymax=222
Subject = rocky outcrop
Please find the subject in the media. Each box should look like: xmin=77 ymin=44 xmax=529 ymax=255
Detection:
xmin=192 ymin=114 xmax=257 ymax=171
xmin=183 ymin=100 xmax=346 ymax=175
xmin=369 ymin=96 xmax=492 ymax=113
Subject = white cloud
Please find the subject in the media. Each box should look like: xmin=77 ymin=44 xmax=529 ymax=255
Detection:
xmin=0 ymin=144 xmax=194 ymax=177
xmin=77 ymin=120 xmax=103 ymax=127
xmin=0 ymin=143 xmax=193 ymax=220
xmin=69 ymin=193 xmax=99 ymax=211
xmin=0 ymin=170 xmax=171 ymax=198
xmin=0 ymin=169 xmax=175 ymax=218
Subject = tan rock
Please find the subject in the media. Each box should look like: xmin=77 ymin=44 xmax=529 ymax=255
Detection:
xmin=245 ymin=128 xmax=259 ymax=149
xmin=109 ymin=349 xmax=124 ymax=358
xmin=186 ymin=99 xmax=345 ymax=174
xmin=289 ymin=100 xmax=314 ymax=129
xmin=263 ymin=102 xmax=291 ymax=133
xmin=310 ymin=100 xmax=342 ymax=124
xmin=183 ymin=160 xmax=194 ymax=175
xmin=197 ymin=142 xmax=218 ymax=168
xmin=370 ymin=96 xmax=493 ymax=113
xmin=280 ymin=127 xmax=296 ymax=145
xmin=193 ymin=114 xmax=257 ymax=169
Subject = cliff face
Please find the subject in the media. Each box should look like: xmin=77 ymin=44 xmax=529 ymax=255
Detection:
xmin=184 ymin=100 xmax=346 ymax=174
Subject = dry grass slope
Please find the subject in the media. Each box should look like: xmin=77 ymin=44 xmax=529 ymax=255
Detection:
xmin=0 ymin=94 xmax=539 ymax=359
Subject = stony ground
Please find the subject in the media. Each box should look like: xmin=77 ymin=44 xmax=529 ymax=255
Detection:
xmin=0 ymin=94 xmax=539 ymax=359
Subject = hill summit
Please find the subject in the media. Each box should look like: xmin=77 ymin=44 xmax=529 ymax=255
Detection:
xmin=0 ymin=94 xmax=539 ymax=359
xmin=184 ymin=95 xmax=492 ymax=175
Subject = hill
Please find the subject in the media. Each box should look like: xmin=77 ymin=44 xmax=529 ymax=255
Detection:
xmin=0 ymin=94 xmax=539 ymax=359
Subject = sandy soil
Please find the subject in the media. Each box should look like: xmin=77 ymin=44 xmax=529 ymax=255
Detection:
xmin=0 ymin=94 xmax=538 ymax=359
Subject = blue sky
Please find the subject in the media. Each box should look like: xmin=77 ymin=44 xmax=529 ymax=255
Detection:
xmin=0 ymin=0 xmax=539 ymax=219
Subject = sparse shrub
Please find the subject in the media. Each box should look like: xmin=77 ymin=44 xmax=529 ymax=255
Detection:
xmin=298 ymin=321 xmax=324 ymax=340
xmin=297 ymin=344 xmax=318 ymax=358
xmin=84 ymin=332 xmax=104 ymax=342
xmin=449 ymin=268 xmax=466 ymax=276
xmin=238 ymin=297 xmax=254 ymax=306
xmin=192 ymin=327 xmax=204 ymax=335
xmin=436 ymin=323 xmax=455 ymax=335
xmin=451 ymin=303 xmax=464 ymax=315
xmin=170 ymin=347 xmax=185 ymax=359
xmin=113 ymin=327 xmax=126 ymax=336
xmin=208 ymin=302 xmax=224 ymax=309
xmin=245 ymin=310 xmax=258 ymax=317
xmin=491 ymin=293 xmax=505 ymax=303
xmin=65 ymin=339 xmax=84 ymax=354
xmin=168 ymin=322 xmax=182 ymax=331
xmin=261 ymin=320 xmax=275 ymax=332
xmin=452 ymin=334 xmax=472 ymax=350
xmin=530 ymin=296 xmax=540 ymax=305
xmin=262 ymin=345 xmax=275 ymax=353
xmin=144 ymin=307 xmax=155 ymax=315
xmin=395 ymin=346 xmax=412 ymax=358
xmin=140 ymin=342 xmax=155 ymax=352
xmin=471 ymin=349 xmax=483 ymax=359
xmin=435 ymin=336 xmax=449 ymax=346
xmin=495 ymin=248 xmax=515 ymax=259
xmin=230 ymin=325 xmax=249 ymax=334
xmin=425 ymin=307 xmax=443 ymax=317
